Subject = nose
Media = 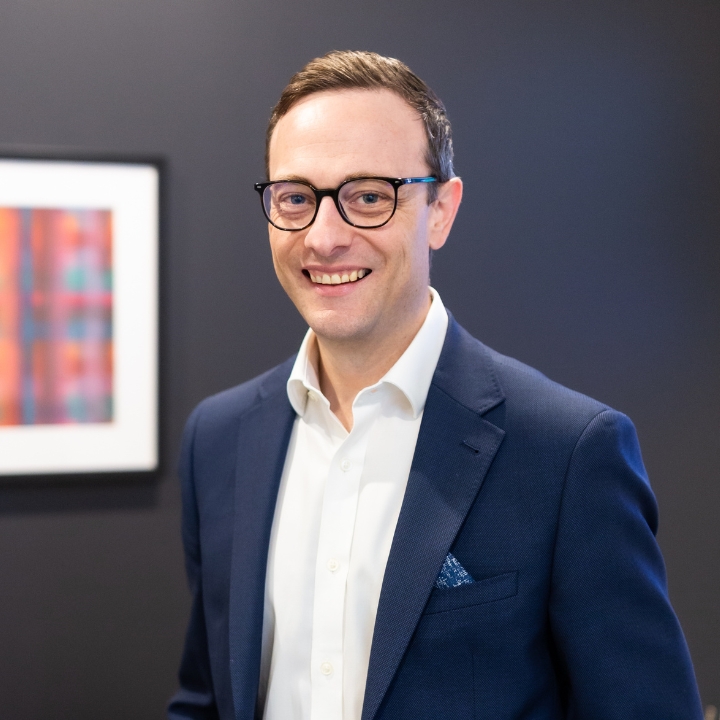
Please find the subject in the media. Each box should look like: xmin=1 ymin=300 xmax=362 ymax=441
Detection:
xmin=303 ymin=196 xmax=353 ymax=257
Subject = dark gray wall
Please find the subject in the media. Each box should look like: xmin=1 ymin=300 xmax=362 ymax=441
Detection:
xmin=0 ymin=1 xmax=717 ymax=717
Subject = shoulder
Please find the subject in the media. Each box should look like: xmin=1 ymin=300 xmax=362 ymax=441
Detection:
xmin=485 ymin=343 xmax=640 ymax=470
xmin=489 ymin=344 xmax=609 ymax=421
xmin=184 ymin=355 xmax=295 ymax=440
xmin=441 ymin=317 xmax=612 ymax=435
xmin=439 ymin=319 xmax=642 ymax=478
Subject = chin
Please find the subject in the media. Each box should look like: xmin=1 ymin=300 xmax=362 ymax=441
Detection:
xmin=306 ymin=312 xmax=376 ymax=344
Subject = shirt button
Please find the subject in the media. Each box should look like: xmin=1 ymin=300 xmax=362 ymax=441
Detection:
xmin=307 ymin=391 xmax=318 ymax=402
xmin=340 ymin=458 xmax=351 ymax=472
xmin=327 ymin=558 xmax=339 ymax=572
xmin=320 ymin=661 xmax=333 ymax=676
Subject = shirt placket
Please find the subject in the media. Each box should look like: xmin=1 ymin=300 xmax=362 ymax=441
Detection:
xmin=309 ymin=397 xmax=376 ymax=720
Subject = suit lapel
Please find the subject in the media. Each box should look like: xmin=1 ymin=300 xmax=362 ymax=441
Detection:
xmin=228 ymin=368 xmax=296 ymax=720
xmin=361 ymin=318 xmax=506 ymax=720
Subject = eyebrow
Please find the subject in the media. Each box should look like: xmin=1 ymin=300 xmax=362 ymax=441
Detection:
xmin=272 ymin=174 xmax=310 ymax=183
xmin=270 ymin=172 xmax=390 ymax=187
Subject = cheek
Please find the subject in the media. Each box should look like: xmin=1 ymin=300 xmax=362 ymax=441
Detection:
xmin=269 ymin=233 xmax=296 ymax=272
xmin=399 ymin=221 xmax=430 ymax=274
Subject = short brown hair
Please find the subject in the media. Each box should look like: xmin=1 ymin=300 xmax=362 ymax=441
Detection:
xmin=265 ymin=50 xmax=454 ymax=201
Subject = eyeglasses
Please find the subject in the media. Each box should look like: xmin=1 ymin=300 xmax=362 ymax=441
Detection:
xmin=254 ymin=176 xmax=437 ymax=231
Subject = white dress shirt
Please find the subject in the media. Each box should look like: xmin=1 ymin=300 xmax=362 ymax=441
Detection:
xmin=258 ymin=287 xmax=448 ymax=720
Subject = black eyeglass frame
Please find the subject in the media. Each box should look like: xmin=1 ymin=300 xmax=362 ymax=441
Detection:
xmin=254 ymin=176 xmax=437 ymax=231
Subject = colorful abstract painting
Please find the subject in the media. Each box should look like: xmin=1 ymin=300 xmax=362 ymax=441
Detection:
xmin=0 ymin=207 xmax=113 ymax=426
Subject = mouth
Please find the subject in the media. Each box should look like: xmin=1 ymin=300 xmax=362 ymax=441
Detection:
xmin=303 ymin=269 xmax=372 ymax=285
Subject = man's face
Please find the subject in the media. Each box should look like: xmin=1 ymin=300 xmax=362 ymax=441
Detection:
xmin=267 ymin=88 xmax=452 ymax=347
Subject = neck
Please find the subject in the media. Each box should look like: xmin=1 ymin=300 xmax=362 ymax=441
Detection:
xmin=314 ymin=292 xmax=432 ymax=431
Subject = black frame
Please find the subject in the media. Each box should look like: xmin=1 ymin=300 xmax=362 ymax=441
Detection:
xmin=0 ymin=146 xmax=165 ymax=484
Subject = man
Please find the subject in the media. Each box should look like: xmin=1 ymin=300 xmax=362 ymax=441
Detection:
xmin=169 ymin=51 xmax=702 ymax=719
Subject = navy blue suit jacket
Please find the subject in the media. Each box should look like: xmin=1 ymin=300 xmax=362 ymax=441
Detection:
xmin=168 ymin=316 xmax=702 ymax=719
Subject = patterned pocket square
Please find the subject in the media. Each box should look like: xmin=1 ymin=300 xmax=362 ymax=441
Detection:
xmin=435 ymin=553 xmax=475 ymax=589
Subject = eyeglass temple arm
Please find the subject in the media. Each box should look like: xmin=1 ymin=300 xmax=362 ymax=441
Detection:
xmin=402 ymin=177 xmax=437 ymax=185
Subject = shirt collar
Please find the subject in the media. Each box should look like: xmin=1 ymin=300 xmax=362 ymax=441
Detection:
xmin=286 ymin=287 xmax=448 ymax=419
xmin=286 ymin=330 xmax=322 ymax=417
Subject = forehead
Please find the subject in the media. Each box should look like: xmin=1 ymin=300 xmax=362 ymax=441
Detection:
xmin=268 ymin=89 xmax=428 ymax=183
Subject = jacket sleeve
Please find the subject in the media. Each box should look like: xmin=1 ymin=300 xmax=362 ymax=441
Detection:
xmin=548 ymin=409 xmax=703 ymax=719
xmin=167 ymin=405 xmax=220 ymax=720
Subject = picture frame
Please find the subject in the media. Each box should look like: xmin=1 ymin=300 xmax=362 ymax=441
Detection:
xmin=0 ymin=152 xmax=161 ymax=479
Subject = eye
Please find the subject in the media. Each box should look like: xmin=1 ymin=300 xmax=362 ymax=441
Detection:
xmin=276 ymin=190 xmax=314 ymax=208
xmin=338 ymin=179 xmax=396 ymax=220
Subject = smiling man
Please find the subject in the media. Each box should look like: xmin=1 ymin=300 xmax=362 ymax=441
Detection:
xmin=262 ymin=87 xmax=460 ymax=431
xmin=168 ymin=51 xmax=702 ymax=720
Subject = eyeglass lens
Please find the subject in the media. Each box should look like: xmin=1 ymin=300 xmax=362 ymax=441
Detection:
xmin=263 ymin=178 xmax=397 ymax=230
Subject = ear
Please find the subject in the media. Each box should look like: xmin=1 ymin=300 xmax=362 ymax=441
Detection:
xmin=427 ymin=177 xmax=463 ymax=251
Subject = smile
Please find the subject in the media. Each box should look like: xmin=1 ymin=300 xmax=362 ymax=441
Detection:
xmin=304 ymin=269 xmax=372 ymax=285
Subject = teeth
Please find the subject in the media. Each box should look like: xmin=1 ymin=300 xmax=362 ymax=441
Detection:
xmin=308 ymin=269 xmax=369 ymax=285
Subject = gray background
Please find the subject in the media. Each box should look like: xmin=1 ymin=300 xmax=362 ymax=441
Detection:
xmin=0 ymin=0 xmax=717 ymax=717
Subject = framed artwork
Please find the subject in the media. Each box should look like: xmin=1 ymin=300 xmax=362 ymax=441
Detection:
xmin=0 ymin=153 xmax=160 ymax=478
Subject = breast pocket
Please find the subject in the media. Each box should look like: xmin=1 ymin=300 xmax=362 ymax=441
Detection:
xmin=423 ymin=571 xmax=518 ymax=615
